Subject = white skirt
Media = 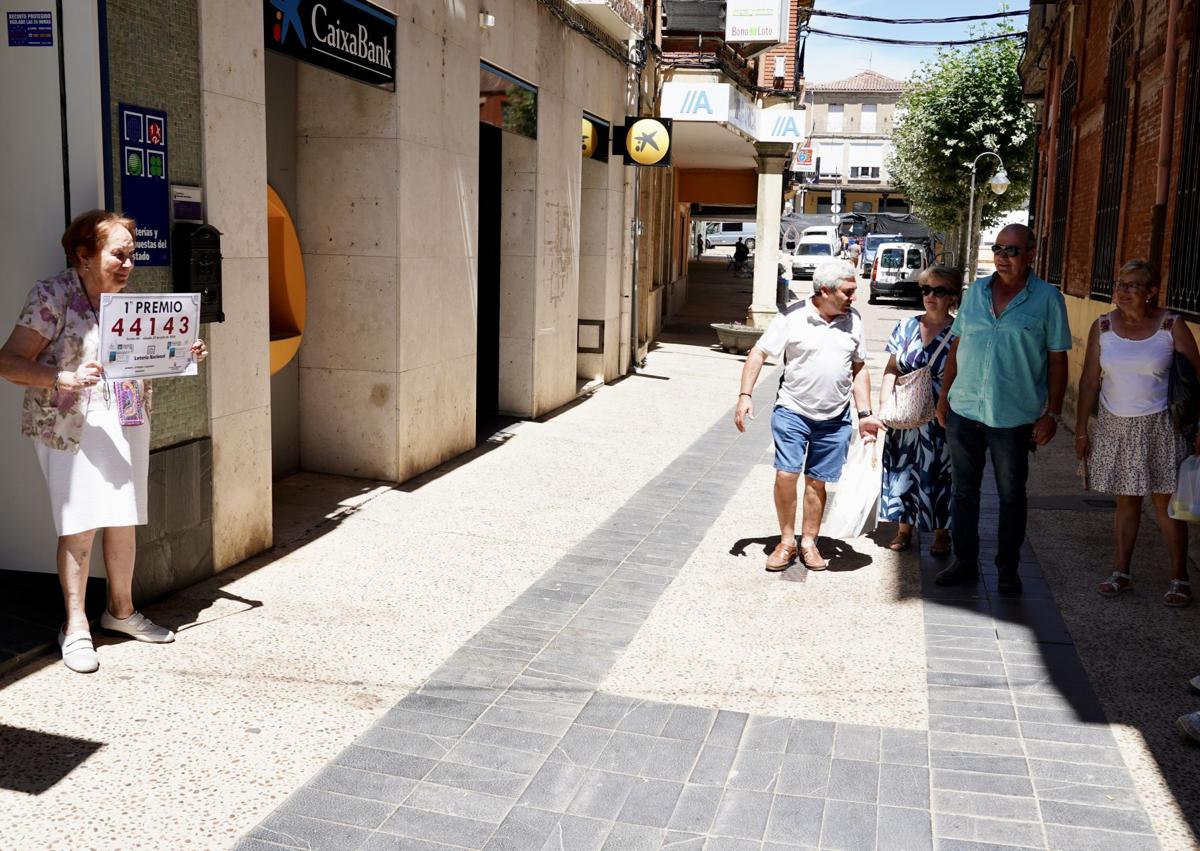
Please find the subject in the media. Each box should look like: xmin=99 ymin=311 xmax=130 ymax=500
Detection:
xmin=34 ymin=397 xmax=149 ymax=537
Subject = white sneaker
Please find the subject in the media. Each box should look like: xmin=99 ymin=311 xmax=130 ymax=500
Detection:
xmin=58 ymin=628 xmax=99 ymax=673
xmin=100 ymin=610 xmax=174 ymax=643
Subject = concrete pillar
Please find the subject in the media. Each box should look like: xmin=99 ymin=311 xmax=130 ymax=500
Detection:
xmin=748 ymin=144 xmax=791 ymax=328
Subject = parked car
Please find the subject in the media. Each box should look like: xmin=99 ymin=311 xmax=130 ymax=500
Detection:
xmin=705 ymin=221 xmax=756 ymax=249
xmin=790 ymin=235 xmax=836 ymax=280
xmin=869 ymin=241 xmax=928 ymax=303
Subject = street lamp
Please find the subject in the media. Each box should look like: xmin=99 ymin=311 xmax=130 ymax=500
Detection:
xmin=964 ymin=151 xmax=1009 ymax=282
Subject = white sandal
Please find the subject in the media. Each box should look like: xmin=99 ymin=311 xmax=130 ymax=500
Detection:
xmin=1098 ymin=571 xmax=1132 ymax=597
xmin=1165 ymin=579 xmax=1193 ymax=608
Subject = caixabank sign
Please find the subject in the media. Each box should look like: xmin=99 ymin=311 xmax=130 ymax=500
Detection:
xmin=264 ymin=0 xmax=396 ymax=90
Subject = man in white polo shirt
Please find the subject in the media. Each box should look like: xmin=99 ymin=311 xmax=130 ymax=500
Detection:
xmin=735 ymin=259 xmax=882 ymax=570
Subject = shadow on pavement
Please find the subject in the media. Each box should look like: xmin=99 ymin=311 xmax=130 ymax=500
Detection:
xmin=886 ymin=442 xmax=1200 ymax=845
xmin=0 ymin=723 xmax=104 ymax=794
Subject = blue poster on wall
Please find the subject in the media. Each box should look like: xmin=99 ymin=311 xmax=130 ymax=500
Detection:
xmin=119 ymin=103 xmax=169 ymax=266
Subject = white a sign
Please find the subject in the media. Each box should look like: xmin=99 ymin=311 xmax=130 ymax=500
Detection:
xmin=725 ymin=0 xmax=786 ymax=44
xmin=661 ymin=82 xmax=758 ymax=140
xmin=98 ymin=292 xmax=201 ymax=380
xmin=757 ymin=109 xmax=807 ymax=143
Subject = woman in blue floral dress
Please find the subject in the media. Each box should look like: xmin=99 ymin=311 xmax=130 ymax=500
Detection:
xmin=878 ymin=267 xmax=961 ymax=554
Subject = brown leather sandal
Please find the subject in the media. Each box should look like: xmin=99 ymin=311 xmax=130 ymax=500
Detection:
xmin=799 ymin=542 xmax=828 ymax=570
xmin=887 ymin=532 xmax=912 ymax=552
xmin=765 ymin=541 xmax=797 ymax=572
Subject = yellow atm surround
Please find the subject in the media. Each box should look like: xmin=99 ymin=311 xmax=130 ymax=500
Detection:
xmin=267 ymin=185 xmax=306 ymax=375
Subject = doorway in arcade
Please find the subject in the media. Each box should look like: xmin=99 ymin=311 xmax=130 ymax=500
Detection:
xmin=476 ymin=64 xmax=538 ymax=443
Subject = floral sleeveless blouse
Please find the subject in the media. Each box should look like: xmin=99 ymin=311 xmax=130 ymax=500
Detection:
xmin=15 ymin=268 xmax=148 ymax=452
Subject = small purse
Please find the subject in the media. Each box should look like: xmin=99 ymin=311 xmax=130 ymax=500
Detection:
xmin=115 ymin=379 xmax=146 ymax=426
xmin=879 ymin=330 xmax=953 ymax=430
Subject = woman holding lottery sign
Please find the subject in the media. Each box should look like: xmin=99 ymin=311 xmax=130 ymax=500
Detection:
xmin=0 ymin=210 xmax=209 ymax=673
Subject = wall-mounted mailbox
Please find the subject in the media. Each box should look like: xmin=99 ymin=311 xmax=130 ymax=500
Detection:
xmin=172 ymin=223 xmax=224 ymax=323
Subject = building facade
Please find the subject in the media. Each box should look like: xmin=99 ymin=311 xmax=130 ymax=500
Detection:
xmin=1020 ymin=0 xmax=1199 ymax=418
xmin=797 ymin=70 xmax=909 ymax=216
xmin=0 ymin=0 xmax=808 ymax=615
xmin=0 ymin=0 xmax=663 ymax=603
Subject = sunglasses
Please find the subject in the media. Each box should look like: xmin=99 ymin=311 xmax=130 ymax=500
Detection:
xmin=920 ymin=286 xmax=955 ymax=297
xmin=991 ymin=244 xmax=1025 ymax=257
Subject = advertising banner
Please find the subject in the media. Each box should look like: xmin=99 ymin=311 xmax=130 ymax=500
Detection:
xmin=724 ymin=0 xmax=785 ymax=44
xmin=98 ymin=293 xmax=201 ymax=380
xmin=119 ymin=104 xmax=169 ymax=266
xmin=794 ymin=146 xmax=816 ymax=173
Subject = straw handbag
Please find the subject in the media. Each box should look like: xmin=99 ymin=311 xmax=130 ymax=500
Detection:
xmin=879 ymin=331 xmax=952 ymax=430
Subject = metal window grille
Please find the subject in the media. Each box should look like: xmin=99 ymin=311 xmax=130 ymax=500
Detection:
xmin=1168 ymin=9 xmax=1200 ymax=314
xmin=1046 ymin=60 xmax=1077 ymax=285
xmin=1089 ymin=5 xmax=1134 ymax=301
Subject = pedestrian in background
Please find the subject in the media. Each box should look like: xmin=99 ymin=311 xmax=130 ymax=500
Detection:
xmin=934 ymin=224 xmax=1071 ymax=595
xmin=0 ymin=210 xmax=209 ymax=673
xmin=734 ymin=259 xmax=882 ymax=571
xmin=1074 ymin=259 xmax=1200 ymax=607
xmin=878 ymin=266 xmax=961 ymax=555
xmin=733 ymin=237 xmax=749 ymax=272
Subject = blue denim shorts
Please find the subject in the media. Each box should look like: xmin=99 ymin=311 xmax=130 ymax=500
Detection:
xmin=771 ymin=404 xmax=853 ymax=481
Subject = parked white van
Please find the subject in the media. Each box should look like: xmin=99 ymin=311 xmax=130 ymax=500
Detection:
xmin=705 ymin=222 xmax=757 ymax=249
xmin=869 ymin=241 xmax=929 ymax=303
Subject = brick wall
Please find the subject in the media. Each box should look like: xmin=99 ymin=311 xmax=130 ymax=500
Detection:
xmin=756 ymin=0 xmax=802 ymax=89
xmin=1034 ymin=0 xmax=1196 ymax=304
xmin=106 ymin=0 xmax=210 ymax=452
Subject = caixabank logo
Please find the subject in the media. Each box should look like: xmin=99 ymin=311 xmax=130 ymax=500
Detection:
xmin=264 ymin=0 xmax=396 ymax=90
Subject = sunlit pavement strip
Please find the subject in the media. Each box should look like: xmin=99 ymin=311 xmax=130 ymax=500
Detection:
xmin=239 ymin=382 xmax=1160 ymax=851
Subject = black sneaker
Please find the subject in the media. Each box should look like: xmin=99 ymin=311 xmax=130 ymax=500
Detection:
xmin=935 ymin=561 xmax=980 ymax=586
xmin=997 ymin=570 xmax=1023 ymax=597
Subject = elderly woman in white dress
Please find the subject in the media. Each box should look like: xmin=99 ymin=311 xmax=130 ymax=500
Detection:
xmin=1075 ymin=259 xmax=1200 ymax=607
xmin=0 ymin=210 xmax=208 ymax=672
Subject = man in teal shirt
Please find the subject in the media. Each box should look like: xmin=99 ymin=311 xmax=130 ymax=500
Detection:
xmin=934 ymin=225 xmax=1071 ymax=595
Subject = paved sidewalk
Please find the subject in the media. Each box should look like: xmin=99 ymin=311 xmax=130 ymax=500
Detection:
xmin=237 ymin=390 xmax=1164 ymax=851
xmin=2 ymin=262 xmax=1197 ymax=850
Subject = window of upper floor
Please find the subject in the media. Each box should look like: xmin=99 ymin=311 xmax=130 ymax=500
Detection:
xmin=826 ymin=104 xmax=844 ymax=133
xmin=860 ymin=104 xmax=877 ymax=133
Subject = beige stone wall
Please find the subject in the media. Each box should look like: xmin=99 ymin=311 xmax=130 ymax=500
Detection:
xmin=283 ymin=0 xmax=634 ymax=481
xmin=198 ymin=0 xmax=273 ymax=569
xmin=483 ymin=3 xmax=633 ymax=415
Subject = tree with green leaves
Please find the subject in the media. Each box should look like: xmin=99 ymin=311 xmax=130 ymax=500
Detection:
xmin=888 ymin=21 xmax=1035 ymax=277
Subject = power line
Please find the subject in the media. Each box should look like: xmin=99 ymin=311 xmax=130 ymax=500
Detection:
xmin=806 ymin=10 xmax=1027 ymax=25
xmin=803 ymin=27 xmax=1026 ymax=47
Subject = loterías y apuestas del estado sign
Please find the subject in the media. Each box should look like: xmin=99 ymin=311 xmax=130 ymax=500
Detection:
xmin=264 ymin=0 xmax=397 ymax=90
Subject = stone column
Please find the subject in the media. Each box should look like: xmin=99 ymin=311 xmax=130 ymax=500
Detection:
xmin=748 ymin=144 xmax=792 ymax=328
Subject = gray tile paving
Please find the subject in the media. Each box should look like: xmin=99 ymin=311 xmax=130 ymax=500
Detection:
xmin=239 ymin=385 xmax=1162 ymax=850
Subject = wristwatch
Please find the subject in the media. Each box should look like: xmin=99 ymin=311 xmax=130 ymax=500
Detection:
xmin=1049 ymin=412 xmax=1063 ymax=425
xmin=858 ymin=409 xmax=873 ymax=419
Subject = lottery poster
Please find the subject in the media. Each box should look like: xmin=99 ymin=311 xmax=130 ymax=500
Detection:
xmin=98 ymin=293 xmax=201 ymax=380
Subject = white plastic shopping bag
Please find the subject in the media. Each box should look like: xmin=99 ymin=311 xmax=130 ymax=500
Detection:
xmin=1169 ymin=455 xmax=1200 ymax=521
xmin=821 ymin=432 xmax=882 ymax=539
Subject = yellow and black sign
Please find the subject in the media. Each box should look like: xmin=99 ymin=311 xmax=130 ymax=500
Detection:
xmin=581 ymin=118 xmax=598 ymax=158
xmin=613 ymin=116 xmax=672 ymax=167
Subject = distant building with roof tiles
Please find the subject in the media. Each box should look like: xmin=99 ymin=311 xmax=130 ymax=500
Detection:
xmin=796 ymin=70 xmax=909 ymax=216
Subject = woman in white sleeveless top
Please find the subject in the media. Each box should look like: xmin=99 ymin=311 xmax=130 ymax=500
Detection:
xmin=1075 ymin=260 xmax=1200 ymax=607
